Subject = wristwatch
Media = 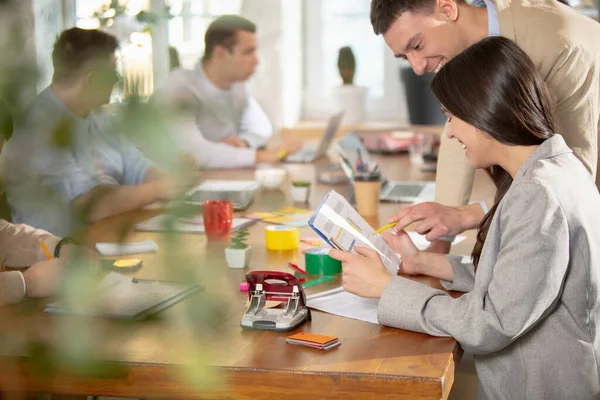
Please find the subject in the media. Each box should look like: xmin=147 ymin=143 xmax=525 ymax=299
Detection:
xmin=53 ymin=237 xmax=77 ymax=258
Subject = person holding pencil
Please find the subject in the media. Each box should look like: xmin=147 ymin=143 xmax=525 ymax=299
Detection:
xmin=0 ymin=219 xmax=91 ymax=308
xmin=329 ymin=37 xmax=600 ymax=398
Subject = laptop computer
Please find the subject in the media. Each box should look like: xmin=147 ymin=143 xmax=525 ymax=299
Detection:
xmin=284 ymin=112 xmax=344 ymax=163
xmin=186 ymin=180 xmax=259 ymax=211
xmin=336 ymin=132 xmax=435 ymax=203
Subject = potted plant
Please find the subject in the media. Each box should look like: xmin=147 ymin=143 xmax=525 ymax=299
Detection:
xmin=225 ymin=228 xmax=251 ymax=269
xmin=332 ymin=46 xmax=368 ymax=124
xmin=291 ymin=180 xmax=311 ymax=203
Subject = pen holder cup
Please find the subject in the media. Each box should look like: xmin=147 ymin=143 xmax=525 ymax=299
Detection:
xmin=353 ymin=172 xmax=382 ymax=217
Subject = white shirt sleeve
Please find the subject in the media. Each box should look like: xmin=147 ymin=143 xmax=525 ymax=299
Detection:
xmin=238 ymin=95 xmax=273 ymax=149
xmin=174 ymin=117 xmax=257 ymax=169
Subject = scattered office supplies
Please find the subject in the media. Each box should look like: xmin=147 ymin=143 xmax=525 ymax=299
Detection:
xmin=135 ymin=214 xmax=255 ymax=233
xmin=241 ymin=271 xmax=311 ymax=331
xmin=95 ymin=240 xmax=159 ymax=256
xmin=265 ymin=225 xmax=300 ymax=251
xmin=305 ymin=248 xmax=342 ymax=275
xmin=300 ymin=237 xmax=326 ymax=246
xmin=45 ymin=272 xmax=201 ymax=320
xmin=287 ymin=262 xmax=307 ymax=275
xmin=337 ymin=132 xmax=436 ymax=203
xmin=247 ymin=207 xmax=312 ymax=227
xmin=286 ymin=332 xmax=341 ymax=350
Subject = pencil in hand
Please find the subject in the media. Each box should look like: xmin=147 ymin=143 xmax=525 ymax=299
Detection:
xmin=37 ymin=236 xmax=53 ymax=259
xmin=373 ymin=222 xmax=397 ymax=235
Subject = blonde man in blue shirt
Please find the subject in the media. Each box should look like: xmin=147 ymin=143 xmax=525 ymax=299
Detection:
xmin=0 ymin=28 xmax=189 ymax=236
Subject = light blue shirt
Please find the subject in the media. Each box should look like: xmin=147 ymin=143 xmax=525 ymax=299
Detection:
xmin=0 ymin=87 xmax=153 ymax=236
xmin=470 ymin=0 xmax=500 ymax=37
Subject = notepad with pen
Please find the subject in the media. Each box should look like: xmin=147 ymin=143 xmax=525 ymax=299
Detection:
xmin=44 ymin=272 xmax=202 ymax=320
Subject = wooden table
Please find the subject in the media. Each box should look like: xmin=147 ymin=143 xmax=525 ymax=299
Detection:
xmin=281 ymin=121 xmax=445 ymax=141
xmin=0 ymin=154 xmax=494 ymax=400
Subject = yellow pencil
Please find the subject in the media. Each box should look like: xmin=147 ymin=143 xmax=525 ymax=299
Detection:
xmin=37 ymin=236 xmax=52 ymax=259
xmin=374 ymin=222 xmax=397 ymax=235
xmin=277 ymin=150 xmax=289 ymax=160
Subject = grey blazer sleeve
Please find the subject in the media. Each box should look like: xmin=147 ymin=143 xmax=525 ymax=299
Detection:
xmin=378 ymin=182 xmax=570 ymax=355
xmin=440 ymin=255 xmax=476 ymax=293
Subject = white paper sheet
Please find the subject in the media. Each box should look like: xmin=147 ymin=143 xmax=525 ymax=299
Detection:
xmin=307 ymin=287 xmax=379 ymax=325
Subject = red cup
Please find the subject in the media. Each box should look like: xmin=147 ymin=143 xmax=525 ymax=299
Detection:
xmin=203 ymin=200 xmax=233 ymax=241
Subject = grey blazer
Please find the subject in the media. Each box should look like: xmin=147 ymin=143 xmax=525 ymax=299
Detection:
xmin=378 ymin=135 xmax=600 ymax=399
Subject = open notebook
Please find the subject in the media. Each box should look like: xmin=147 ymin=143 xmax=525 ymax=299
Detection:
xmin=45 ymin=272 xmax=201 ymax=320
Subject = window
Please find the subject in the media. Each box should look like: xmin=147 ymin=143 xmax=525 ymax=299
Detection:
xmin=167 ymin=0 xmax=242 ymax=69
xmin=303 ymin=0 xmax=408 ymax=122
xmin=73 ymin=0 xmax=241 ymax=99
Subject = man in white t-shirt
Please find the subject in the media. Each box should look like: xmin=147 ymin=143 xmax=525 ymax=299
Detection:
xmin=155 ymin=15 xmax=297 ymax=168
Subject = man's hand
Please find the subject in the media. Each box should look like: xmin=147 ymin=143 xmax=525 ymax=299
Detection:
xmin=256 ymin=141 xmax=303 ymax=164
xmin=328 ymin=246 xmax=393 ymax=298
xmin=380 ymin=231 xmax=421 ymax=275
xmin=23 ymin=258 xmax=65 ymax=298
xmin=221 ymin=135 xmax=249 ymax=148
xmin=388 ymin=202 xmax=485 ymax=242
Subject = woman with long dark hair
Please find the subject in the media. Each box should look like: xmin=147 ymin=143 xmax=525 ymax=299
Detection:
xmin=329 ymin=36 xmax=600 ymax=399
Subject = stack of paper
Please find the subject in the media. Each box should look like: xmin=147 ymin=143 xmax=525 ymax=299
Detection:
xmin=286 ymin=332 xmax=341 ymax=350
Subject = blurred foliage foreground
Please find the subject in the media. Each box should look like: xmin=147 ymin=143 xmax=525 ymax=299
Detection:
xmin=0 ymin=0 xmax=228 ymax=395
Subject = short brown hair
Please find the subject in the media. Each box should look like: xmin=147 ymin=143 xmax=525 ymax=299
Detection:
xmin=371 ymin=0 xmax=441 ymax=35
xmin=202 ymin=15 xmax=256 ymax=62
xmin=52 ymin=28 xmax=119 ymax=82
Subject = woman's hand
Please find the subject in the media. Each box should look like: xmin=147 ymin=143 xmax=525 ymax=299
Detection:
xmin=381 ymin=230 xmax=421 ymax=275
xmin=328 ymin=246 xmax=393 ymax=298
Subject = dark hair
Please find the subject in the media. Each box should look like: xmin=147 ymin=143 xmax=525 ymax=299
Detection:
xmin=52 ymin=28 xmax=119 ymax=83
xmin=371 ymin=0 xmax=464 ymax=35
xmin=430 ymin=36 xmax=557 ymax=269
xmin=202 ymin=15 xmax=256 ymax=62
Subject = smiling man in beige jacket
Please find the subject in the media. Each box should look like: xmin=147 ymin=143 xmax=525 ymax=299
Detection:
xmin=372 ymin=0 xmax=600 ymax=252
